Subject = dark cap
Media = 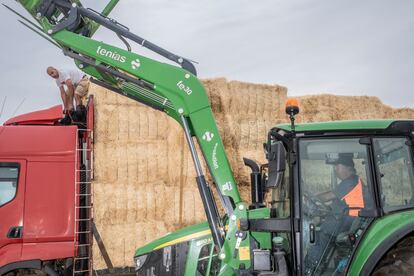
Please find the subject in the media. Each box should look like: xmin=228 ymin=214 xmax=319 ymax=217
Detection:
xmin=334 ymin=153 xmax=355 ymax=168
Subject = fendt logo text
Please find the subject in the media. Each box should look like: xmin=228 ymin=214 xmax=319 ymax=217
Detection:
xmin=97 ymin=46 xmax=127 ymax=63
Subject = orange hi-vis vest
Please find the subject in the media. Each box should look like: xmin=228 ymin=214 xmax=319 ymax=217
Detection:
xmin=342 ymin=178 xmax=364 ymax=217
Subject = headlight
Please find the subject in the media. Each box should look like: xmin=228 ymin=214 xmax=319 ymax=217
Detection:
xmin=134 ymin=255 xmax=148 ymax=271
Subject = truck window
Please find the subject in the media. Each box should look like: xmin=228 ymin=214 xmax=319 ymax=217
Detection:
xmin=373 ymin=137 xmax=414 ymax=213
xmin=0 ymin=165 xmax=19 ymax=206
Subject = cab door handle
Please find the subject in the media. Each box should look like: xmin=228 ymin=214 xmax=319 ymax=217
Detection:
xmin=309 ymin=223 xmax=315 ymax=244
xmin=7 ymin=226 xmax=23 ymax=239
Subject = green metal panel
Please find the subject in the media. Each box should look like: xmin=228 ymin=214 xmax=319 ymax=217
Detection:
xmin=189 ymin=108 xmax=240 ymax=202
xmin=276 ymin=119 xmax=398 ymax=132
xmin=101 ymin=0 xmax=119 ymax=17
xmin=18 ymin=0 xmax=42 ymax=13
xmin=135 ymin=222 xmax=210 ymax=256
xmin=137 ymin=213 xmax=270 ymax=275
xmin=348 ymin=210 xmax=414 ymax=275
xmin=134 ymin=208 xmax=271 ymax=276
xmin=52 ymin=31 xmax=209 ymax=114
xmin=184 ymin=237 xmax=214 ymax=275
xmin=135 ymin=208 xmax=271 ymax=256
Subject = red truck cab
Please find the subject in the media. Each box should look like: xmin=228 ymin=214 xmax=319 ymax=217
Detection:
xmin=0 ymin=98 xmax=94 ymax=276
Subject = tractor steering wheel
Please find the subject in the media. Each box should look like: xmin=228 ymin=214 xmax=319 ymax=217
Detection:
xmin=302 ymin=192 xmax=332 ymax=217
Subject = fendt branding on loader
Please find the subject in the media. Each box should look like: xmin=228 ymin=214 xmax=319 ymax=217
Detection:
xmin=1 ymin=1 xmax=414 ymax=276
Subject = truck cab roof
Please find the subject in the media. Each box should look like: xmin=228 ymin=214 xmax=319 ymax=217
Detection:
xmin=3 ymin=105 xmax=63 ymax=126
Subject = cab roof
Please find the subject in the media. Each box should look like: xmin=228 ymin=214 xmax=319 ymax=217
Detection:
xmin=276 ymin=119 xmax=414 ymax=134
xmin=3 ymin=105 xmax=63 ymax=126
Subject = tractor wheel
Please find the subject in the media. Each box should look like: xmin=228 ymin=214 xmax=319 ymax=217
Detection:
xmin=372 ymin=235 xmax=414 ymax=276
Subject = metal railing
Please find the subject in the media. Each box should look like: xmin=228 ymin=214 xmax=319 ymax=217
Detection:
xmin=73 ymin=128 xmax=94 ymax=276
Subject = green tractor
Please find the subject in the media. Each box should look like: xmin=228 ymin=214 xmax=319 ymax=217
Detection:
xmin=7 ymin=1 xmax=414 ymax=275
xmin=132 ymin=117 xmax=414 ymax=276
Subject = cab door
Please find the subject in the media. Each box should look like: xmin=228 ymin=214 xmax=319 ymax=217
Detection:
xmin=0 ymin=160 xmax=26 ymax=267
xmin=298 ymin=138 xmax=375 ymax=275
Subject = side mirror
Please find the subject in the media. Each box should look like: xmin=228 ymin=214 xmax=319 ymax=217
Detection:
xmin=266 ymin=141 xmax=286 ymax=188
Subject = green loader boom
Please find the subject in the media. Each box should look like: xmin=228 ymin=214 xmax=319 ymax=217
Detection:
xmin=7 ymin=0 xmax=253 ymax=273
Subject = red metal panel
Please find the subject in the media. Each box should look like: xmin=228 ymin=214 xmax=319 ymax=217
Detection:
xmin=0 ymin=124 xmax=78 ymax=266
xmin=0 ymin=126 xmax=77 ymax=162
xmin=23 ymin=161 xmax=75 ymax=245
xmin=21 ymin=241 xmax=74 ymax=261
xmin=0 ymin=160 xmax=26 ymax=268
xmin=4 ymin=105 xmax=63 ymax=126
xmin=0 ymin=244 xmax=23 ymax=267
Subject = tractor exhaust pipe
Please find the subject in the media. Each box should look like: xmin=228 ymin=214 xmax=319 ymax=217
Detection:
xmin=243 ymin=158 xmax=265 ymax=209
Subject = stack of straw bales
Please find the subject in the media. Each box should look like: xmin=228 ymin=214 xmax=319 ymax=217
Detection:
xmin=296 ymin=94 xmax=414 ymax=122
xmin=90 ymin=79 xmax=413 ymax=269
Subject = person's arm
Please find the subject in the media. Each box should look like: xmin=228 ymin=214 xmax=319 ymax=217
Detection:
xmin=65 ymin=79 xmax=75 ymax=97
xmin=317 ymin=191 xmax=337 ymax=202
xmin=59 ymin=85 xmax=69 ymax=111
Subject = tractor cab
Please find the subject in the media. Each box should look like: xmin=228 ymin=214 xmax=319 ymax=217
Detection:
xmin=265 ymin=105 xmax=414 ymax=275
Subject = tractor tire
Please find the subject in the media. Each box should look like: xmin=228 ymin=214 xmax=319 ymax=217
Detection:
xmin=372 ymin=235 xmax=414 ymax=276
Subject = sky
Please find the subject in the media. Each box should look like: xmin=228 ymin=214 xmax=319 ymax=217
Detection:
xmin=0 ymin=0 xmax=413 ymax=123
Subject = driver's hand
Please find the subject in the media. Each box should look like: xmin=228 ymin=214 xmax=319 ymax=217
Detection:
xmin=316 ymin=191 xmax=337 ymax=202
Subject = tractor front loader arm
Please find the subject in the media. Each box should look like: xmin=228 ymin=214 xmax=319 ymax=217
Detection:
xmin=7 ymin=0 xmax=253 ymax=273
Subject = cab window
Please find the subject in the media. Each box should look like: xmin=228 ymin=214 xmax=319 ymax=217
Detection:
xmin=0 ymin=164 xmax=19 ymax=206
xmin=373 ymin=137 xmax=414 ymax=213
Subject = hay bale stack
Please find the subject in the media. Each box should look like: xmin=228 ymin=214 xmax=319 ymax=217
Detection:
xmin=296 ymin=94 xmax=414 ymax=122
xmin=90 ymin=80 xmax=413 ymax=269
xmin=91 ymin=87 xmax=184 ymax=268
xmin=90 ymin=79 xmax=287 ymax=269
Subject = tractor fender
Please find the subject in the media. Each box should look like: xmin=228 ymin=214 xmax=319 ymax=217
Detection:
xmin=347 ymin=210 xmax=414 ymax=275
xmin=0 ymin=259 xmax=41 ymax=275
xmin=359 ymin=222 xmax=414 ymax=275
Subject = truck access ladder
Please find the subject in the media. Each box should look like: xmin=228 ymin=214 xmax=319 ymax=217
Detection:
xmin=73 ymin=98 xmax=94 ymax=275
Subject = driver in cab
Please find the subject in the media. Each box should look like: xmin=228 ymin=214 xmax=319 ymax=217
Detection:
xmin=304 ymin=154 xmax=367 ymax=271
xmin=333 ymin=154 xmax=364 ymax=217
xmin=315 ymin=154 xmax=366 ymax=217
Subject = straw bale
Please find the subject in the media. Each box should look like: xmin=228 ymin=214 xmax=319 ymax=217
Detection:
xmin=295 ymin=94 xmax=414 ymax=122
xmin=90 ymin=81 xmax=413 ymax=269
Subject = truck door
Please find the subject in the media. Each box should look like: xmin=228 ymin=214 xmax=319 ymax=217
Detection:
xmin=0 ymin=160 xmax=26 ymax=267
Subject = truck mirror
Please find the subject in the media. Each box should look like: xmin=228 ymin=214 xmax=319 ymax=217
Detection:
xmin=266 ymin=141 xmax=286 ymax=188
